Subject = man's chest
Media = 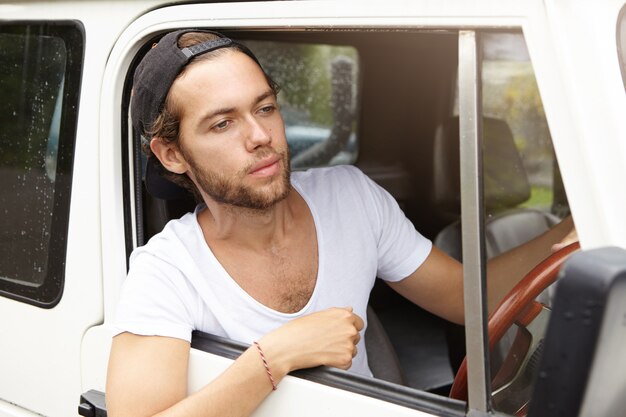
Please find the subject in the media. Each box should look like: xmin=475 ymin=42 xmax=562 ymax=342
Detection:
xmin=215 ymin=239 xmax=319 ymax=314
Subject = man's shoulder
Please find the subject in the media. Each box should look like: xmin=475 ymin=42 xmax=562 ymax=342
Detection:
xmin=130 ymin=208 xmax=201 ymax=265
xmin=292 ymin=165 xmax=367 ymax=188
xmin=291 ymin=166 xmax=378 ymax=211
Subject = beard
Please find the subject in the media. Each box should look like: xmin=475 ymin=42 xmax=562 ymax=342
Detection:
xmin=183 ymin=146 xmax=291 ymax=211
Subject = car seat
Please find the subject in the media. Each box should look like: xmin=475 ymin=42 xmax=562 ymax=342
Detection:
xmin=432 ymin=116 xmax=560 ymax=260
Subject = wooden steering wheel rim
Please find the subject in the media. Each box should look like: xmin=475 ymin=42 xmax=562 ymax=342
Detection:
xmin=449 ymin=242 xmax=580 ymax=401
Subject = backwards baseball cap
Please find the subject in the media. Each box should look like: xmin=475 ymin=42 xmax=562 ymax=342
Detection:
xmin=131 ymin=29 xmax=262 ymax=199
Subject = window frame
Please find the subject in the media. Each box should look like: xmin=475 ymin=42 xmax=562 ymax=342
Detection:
xmin=0 ymin=20 xmax=84 ymax=308
xmin=119 ymin=18 xmax=552 ymax=417
xmin=457 ymin=29 xmax=492 ymax=413
xmin=122 ymin=27 xmax=468 ymax=416
xmin=192 ymin=330 xmax=466 ymax=415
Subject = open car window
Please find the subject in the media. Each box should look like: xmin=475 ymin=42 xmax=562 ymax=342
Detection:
xmin=128 ymin=27 xmax=568 ymax=417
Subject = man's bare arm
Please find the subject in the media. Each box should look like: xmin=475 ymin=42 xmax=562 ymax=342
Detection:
xmin=106 ymin=307 xmax=363 ymax=417
xmin=387 ymin=216 xmax=576 ymax=324
xmin=484 ymin=215 xmax=575 ymax=312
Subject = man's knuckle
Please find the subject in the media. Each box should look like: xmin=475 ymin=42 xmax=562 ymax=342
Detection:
xmin=341 ymin=354 xmax=353 ymax=367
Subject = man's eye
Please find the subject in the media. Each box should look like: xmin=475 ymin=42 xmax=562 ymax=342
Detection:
xmin=213 ymin=120 xmax=231 ymax=130
xmin=259 ymin=105 xmax=275 ymax=114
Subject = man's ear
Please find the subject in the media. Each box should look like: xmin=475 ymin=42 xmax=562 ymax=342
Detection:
xmin=149 ymin=137 xmax=188 ymax=174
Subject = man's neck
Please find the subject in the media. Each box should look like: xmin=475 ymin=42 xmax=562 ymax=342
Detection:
xmin=197 ymin=187 xmax=301 ymax=251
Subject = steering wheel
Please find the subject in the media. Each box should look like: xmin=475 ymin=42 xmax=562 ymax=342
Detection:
xmin=449 ymin=242 xmax=580 ymax=415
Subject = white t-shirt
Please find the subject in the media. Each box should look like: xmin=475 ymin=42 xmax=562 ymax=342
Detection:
xmin=114 ymin=165 xmax=432 ymax=376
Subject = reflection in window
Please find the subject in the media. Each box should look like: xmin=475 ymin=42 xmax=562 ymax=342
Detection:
xmin=0 ymin=34 xmax=65 ymax=286
xmin=453 ymin=32 xmax=568 ymax=219
xmin=243 ymin=41 xmax=359 ymax=169
xmin=0 ymin=23 xmax=82 ymax=306
xmin=481 ymin=32 xmax=564 ymax=415
xmin=481 ymin=32 xmax=564 ymax=216
xmin=451 ymin=31 xmax=569 ymax=415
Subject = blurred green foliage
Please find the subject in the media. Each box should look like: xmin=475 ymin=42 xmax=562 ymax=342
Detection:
xmin=521 ymin=186 xmax=553 ymax=210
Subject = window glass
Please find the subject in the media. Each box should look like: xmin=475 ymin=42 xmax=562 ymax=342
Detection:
xmin=0 ymin=23 xmax=83 ymax=306
xmin=452 ymin=30 xmax=569 ymax=414
xmin=619 ymin=5 xmax=626 ymax=90
xmin=482 ymin=33 xmax=565 ymax=215
xmin=454 ymin=33 xmax=567 ymax=219
xmin=481 ymin=32 xmax=565 ymax=415
xmin=243 ymin=41 xmax=359 ymax=169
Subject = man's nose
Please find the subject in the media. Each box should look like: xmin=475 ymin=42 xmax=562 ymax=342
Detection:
xmin=245 ymin=117 xmax=271 ymax=150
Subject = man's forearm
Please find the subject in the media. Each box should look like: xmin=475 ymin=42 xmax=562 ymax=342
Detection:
xmin=151 ymin=346 xmax=281 ymax=417
xmin=486 ymin=216 xmax=575 ymax=313
xmin=107 ymin=308 xmax=363 ymax=417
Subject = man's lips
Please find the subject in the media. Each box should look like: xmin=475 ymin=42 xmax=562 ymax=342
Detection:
xmin=248 ymin=154 xmax=282 ymax=176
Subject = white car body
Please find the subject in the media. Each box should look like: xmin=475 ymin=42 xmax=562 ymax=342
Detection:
xmin=1 ymin=1 xmax=625 ymax=416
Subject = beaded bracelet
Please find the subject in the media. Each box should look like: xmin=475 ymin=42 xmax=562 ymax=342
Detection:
xmin=253 ymin=341 xmax=277 ymax=391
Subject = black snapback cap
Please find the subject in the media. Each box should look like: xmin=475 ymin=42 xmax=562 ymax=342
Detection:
xmin=131 ymin=29 xmax=261 ymax=199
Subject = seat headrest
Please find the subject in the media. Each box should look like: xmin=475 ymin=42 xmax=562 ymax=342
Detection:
xmin=432 ymin=116 xmax=530 ymax=216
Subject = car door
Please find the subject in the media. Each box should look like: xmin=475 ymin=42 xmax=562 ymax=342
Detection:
xmin=0 ymin=19 xmax=97 ymax=417
xmin=82 ymin=0 xmax=626 ymax=416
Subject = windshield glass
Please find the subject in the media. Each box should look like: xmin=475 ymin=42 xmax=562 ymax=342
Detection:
xmin=617 ymin=6 xmax=626 ymax=90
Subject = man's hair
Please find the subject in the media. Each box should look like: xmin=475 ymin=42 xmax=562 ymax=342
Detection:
xmin=143 ymin=32 xmax=280 ymax=200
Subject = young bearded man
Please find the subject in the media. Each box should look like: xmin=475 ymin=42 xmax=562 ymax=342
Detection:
xmin=106 ymin=30 xmax=576 ymax=417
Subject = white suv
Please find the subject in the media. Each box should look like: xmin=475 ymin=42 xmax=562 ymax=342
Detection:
xmin=1 ymin=1 xmax=626 ymax=416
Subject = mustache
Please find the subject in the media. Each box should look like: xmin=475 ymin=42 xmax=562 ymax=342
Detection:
xmin=240 ymin=147 xmax=289 ymax=174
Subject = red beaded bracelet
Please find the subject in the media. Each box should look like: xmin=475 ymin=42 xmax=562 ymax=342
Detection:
xmin=253 ymin=341 xmax=277 ymax=391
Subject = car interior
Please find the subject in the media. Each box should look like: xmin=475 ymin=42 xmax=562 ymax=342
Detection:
xmin=127 ymin=27 xmax=569 ymax=409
